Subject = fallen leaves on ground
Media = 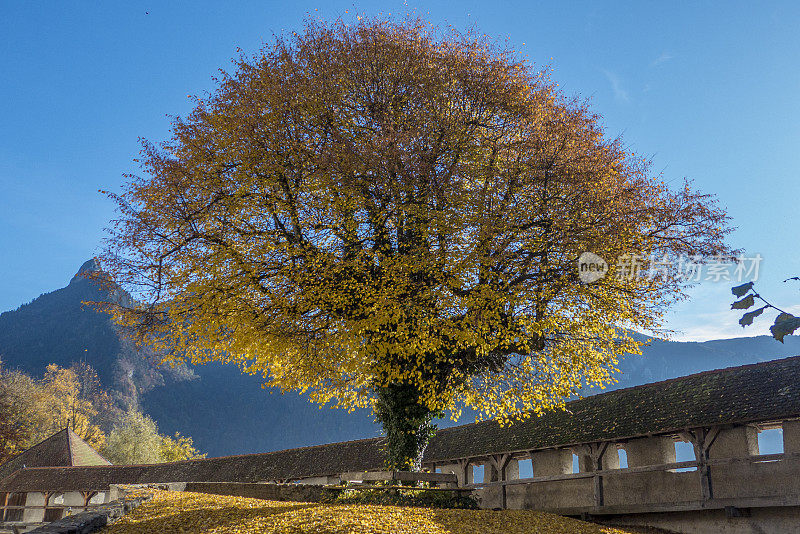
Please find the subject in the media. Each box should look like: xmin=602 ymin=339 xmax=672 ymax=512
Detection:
xmin=102 ymin=490 xmax=641 ymax=534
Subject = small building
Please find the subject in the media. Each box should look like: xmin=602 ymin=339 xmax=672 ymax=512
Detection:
xmin=0 ymin=428 xmax=110 ymax=529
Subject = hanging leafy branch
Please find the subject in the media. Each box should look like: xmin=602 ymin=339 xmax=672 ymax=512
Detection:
xmin=731 ymin=278 xmax=800 ymax=342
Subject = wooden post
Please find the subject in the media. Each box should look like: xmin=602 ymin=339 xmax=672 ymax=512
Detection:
xmin=457 ymin=458 xmax=470 ymax=486
xmin=681 ymin=426 xmax=720 ymax=502
xmin=588 ymin=442 xmax=610 ymax=508
xmin=81 ymin=491 xmax=97 ymax=508
xmin=488 ymin=454 xmax=511 ymax=508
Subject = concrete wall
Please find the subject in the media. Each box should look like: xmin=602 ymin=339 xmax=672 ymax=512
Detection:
xmin=469 ymin=424 xmax=800 ymax=532
xmin=601 ymin=506 xmax=800 ymax=534
xmin=506 ymin=478 xmax=595 ymax=510
xmin=482 ymin=462 xmax=495 ymax=483
xmin=8 ymin=421 xmax=800 ymax=533
xmin=489 ymin=468 xmax=701 ymax=510
xmin=710 ymin=456 xmax=800 ymax=500
xmin=63 ymin=491 xmax=87 ymax=507
xmin=23 ymin=491 xmax=152 ymax=534
xmin=505 ymin=459 xmax=519 ymax=480
xmin=2 ymin=489 xmax=113 ymax=529
xmin=296 ymin=476 xmax=340 ymax=485
xmin=183 ymin=482 xmax=340 ymax=503
xmin=602 ymin=469 xmax=700 ymax=506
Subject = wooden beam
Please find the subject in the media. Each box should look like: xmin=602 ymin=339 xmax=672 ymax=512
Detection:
xmin=588 ymin=442 xmax=611 ymax=508
xmin=491 ymin=454 xmax=512 ymax=508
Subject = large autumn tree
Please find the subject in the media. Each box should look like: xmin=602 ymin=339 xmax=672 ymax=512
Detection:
xmin=100 ymin=17 xmax=732 ymax=469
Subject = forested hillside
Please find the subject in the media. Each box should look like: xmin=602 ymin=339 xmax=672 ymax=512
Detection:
xmin=0 ymin=259 xmax=194 ymax=408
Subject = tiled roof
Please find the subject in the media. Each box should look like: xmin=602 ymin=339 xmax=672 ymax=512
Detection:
xmin=0 ymin=437 xmax=385 ymax=492
xmin=425 ymin=354 xmax=800 ymax=461
xmin=2 ymin=355 xmax=799 ymax=492
xmin=0 ymin=428 xmax=110 ymax=482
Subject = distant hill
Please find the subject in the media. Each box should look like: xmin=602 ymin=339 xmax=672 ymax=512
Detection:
xmin=1 ymin=260 xmax=798 ymax=457
xmin=611 ymin=334 xmax=800 ymax=390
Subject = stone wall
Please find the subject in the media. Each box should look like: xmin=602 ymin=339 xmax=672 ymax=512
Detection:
xmin=183 ymin=482 xmax=340 ymax=503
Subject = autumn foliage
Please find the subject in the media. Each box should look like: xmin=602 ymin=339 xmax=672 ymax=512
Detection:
xmin=0 ymin=361 xmax=113 ymax=460
xmin=101 ymin=17 xmax=732 ymax=468
xmin=0 ymin=361 xmax=203 ymax=465
xmin=105 ymin=490 xmax=641 ymax=534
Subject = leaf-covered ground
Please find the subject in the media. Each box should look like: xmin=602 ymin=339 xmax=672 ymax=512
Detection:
xmin=102 ymin=490 xmax=644 ymax=534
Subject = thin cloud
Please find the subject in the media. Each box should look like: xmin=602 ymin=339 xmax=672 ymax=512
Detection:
xmin=601 ymin=69 xmax=629 ymax=102
xmin=668 ymin=304 xmax=800 ymax=342
xmin=652 ymin=52 xmax=673 ymax=66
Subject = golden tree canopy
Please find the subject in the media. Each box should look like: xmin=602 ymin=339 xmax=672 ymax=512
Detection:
xmin=102 ymin=18 xmax=731 ymax=430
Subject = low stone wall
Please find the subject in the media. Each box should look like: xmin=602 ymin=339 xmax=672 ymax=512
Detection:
xmin=182 ymin=481 xmax=475 ymax=508
xmin=183 ymin=482 xmax=341 ymax=503
xmin=24 ymin=492 xmax=151 ymax=534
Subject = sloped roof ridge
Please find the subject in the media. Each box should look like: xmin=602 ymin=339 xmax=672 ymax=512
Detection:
xmin=0 ymin=428 xmax=69 ymax=468
xmin=598 ymin=353 xmax=800 ymax=396
xmin=65 ymin=427 xmax=111 ymax=466
xmin=66 ymin=427 xmax=75 ymax=465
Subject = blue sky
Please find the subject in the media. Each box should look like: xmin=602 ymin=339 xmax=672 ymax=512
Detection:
xmin=1 ymin=1 xmax=798 ymax=341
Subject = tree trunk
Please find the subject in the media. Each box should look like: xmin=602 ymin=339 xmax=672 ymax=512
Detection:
xmin=374 ymin=383 xmax=436 ymax=472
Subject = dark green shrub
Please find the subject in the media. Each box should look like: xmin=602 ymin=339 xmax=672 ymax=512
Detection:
xmin=327 ymin=487 xmax=478 ymax=509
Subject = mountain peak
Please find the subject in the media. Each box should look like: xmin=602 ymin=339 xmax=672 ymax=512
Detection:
xmin=70 ymin=258 xmax=101 ymax=285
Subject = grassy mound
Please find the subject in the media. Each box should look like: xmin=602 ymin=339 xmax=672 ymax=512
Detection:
xmin=102 ymin=490 xmax=642 ymax=533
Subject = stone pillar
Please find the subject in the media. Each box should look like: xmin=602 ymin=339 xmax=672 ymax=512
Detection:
xmin=783 ymin=420 xmax=800 ymax=454
xmin=464 ymin=462 xmax=474 ymax=485
xmin=708 ymin=426 xmax=759 ymax=459
xmin=625 ymin=436 xmax=677 ymax=467
xmin=484 ymin=462 xmax=496 ymax=483
xmin=602 ymin=447 xmax=620 ymax=470
xmin=505 ymin=458 xmax=520 ymax=480
xmin=531 ymin=449 xmax=572 ymax=476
